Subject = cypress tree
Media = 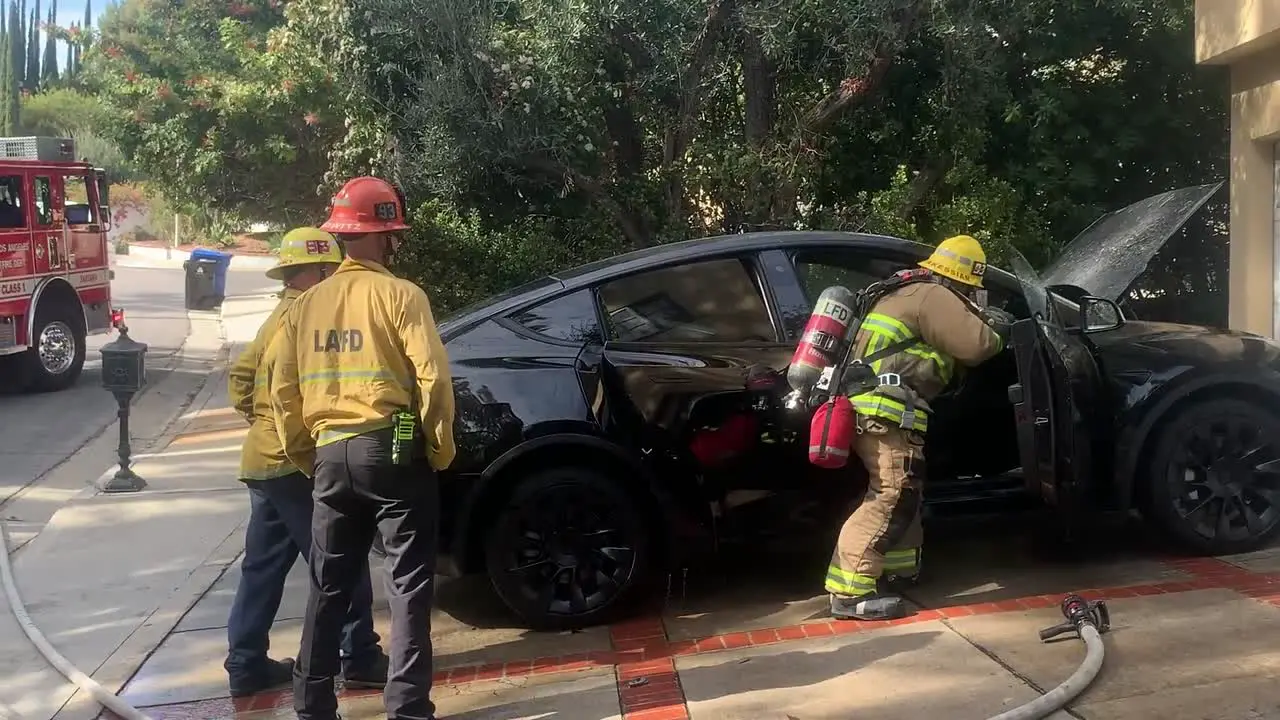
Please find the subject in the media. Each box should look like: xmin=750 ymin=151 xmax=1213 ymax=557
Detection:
xmin=24 ymin=6 xmax=35 ymax=92
xmin=3 ymin=2 xmax=17 ymax=134
xmin=63 ymin=21 xmax=69 ymax=79
xmin=39 ymin=4 xmax=53 ymax=85
xmin=1 ymin=5 xmax=9 ymax=134
xmin=8 ymin=0 xmax=19 ymax=90
xmin=14 ymin=0 xmax=22 ymax=88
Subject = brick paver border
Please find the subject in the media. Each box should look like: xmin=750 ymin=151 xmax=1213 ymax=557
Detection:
xmin=105 ymin=555 xmax=1280 ymax=720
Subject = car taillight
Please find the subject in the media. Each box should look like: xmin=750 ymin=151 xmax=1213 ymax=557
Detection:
xmin=111 ymin=308 xmax=125 ymax=328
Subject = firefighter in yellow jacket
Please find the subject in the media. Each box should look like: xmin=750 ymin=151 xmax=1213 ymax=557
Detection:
xmin=223 ymin=228 xmax=387 ymax=697
xmin=826 ymin=234 xmax=1013 ymax=621
xmin=270 ymin=177 xmax=455 ymax=720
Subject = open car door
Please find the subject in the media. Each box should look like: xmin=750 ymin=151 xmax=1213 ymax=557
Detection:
xmin=1006 ymin=251 xmax=1101 ymax=535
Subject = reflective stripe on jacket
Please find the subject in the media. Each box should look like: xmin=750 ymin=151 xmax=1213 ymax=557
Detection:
xmin=269 ymin=257 xmax=457 ymax=471
xmin=228 ymin=289 xmax=304 ymax=480
xmin=847 ymin=281 xmax=1003 ymax=433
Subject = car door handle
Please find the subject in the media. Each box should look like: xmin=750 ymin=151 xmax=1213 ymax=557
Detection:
xmin=1034 ymin=417 xmax=1049 ymax=426
xmin=649 ymin=373 xmax=694 ymax=383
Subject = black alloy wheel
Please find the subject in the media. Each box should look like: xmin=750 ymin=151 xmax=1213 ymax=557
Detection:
xmin=1147 ymin=398 xmax=1280 ymax=555
xmin=485 ymin=467 xmax=651 ymax=631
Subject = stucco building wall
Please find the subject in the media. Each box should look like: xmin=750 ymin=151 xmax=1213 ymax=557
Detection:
xmin=1196 ymin=0 xmax=1280 ymax=336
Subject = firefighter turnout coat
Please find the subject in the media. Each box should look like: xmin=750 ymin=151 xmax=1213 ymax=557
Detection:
xmin=268 ymin=257 xmax=457 ymax=472
xmin=848 ymin=281 xmax=1004 ymax=432
xmin=228 ymin=288 xmax=308 ymax=480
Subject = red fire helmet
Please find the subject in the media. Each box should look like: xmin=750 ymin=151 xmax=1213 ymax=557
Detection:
xmin=319 ymin=176 xmax=411 ymax=234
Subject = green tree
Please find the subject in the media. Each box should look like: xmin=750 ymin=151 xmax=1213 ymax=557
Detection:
xmin=20 ymin=86 xmax=100 ymax=132
xmin=280 ymin=0 xmax=1228 ymax=313
xmin=1 ymin=3 xmax=9 ymax=132
xmin=81 ymin=0 xmax=343 ymax=228
xmin=14 ymin=0 xmax=23 ymax=88
xmin=24 ymin=4 xmax=36 ymax=91
xmin=6 ymin=0 xmax=18 ymax=92
xmin=2 ymin=1 xmax=17 ymax=133
xmin=40 ymin=3 xmax=56 ymax=84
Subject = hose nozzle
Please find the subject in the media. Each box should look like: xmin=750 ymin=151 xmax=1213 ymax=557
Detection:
xmin=1037 ymin=594 xmax=1111 ymax=643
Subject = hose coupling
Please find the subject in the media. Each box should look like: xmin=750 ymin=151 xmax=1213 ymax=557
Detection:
xmin=1037 ymin=594 xmax=1111 ymax=642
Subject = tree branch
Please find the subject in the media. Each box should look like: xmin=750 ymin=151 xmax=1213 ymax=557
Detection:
xmin=740 ymin=28 xmax=774 ymax=148
xmin=662 ymin=0 xmax=735 ymax=221
xmin=526 ymin=156 xmax=649 ymax=249
xmin=664 ymin=0 xmax=734 ymax=165
xmin=801 ymin=2 xmax=925 ymax=136
xmin=895 ymin=156 xmax=952 ymax=221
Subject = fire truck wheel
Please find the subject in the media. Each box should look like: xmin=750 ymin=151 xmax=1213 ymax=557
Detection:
xmin=24 ymin=300 xmax=86 ymax=393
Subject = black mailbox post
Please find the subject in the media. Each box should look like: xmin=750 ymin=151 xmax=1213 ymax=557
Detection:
xmin=99 ymin=325 xmax=149 ymax=492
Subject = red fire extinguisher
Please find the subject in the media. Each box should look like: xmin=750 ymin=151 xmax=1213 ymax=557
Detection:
xmin=810 ymin=396 xmax=857 ymax=468
xmin=786 ymin=285 xmax=861 ymax=469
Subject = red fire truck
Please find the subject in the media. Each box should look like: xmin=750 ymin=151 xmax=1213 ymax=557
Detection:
xmin=0 ymin=136 xmax=119 ymax=393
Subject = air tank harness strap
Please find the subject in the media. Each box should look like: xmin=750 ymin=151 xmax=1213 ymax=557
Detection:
xmin=846 ymin=337 xmax=921 ymax=430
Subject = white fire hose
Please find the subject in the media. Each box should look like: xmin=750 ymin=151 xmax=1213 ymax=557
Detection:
xmin=984 ymin=594 xmax=1111 ymax=720
xmin=0 ymin=520 xmax=155 ymax=720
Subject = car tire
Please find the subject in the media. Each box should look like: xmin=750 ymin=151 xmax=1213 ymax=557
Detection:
xmin=23 ymin=299 xmax=86 ymax=393
xmin=484 ymin=466 xmax=653 ymax=631
xmin=1144 ymin=398 xmax=1280 ymax=555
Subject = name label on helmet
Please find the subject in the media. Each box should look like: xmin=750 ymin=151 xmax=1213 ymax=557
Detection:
xmin=314 ymin=328 xmax=364 ymax=353
xmin=306 ymin=240 xmax=332 ymax=255
xmin=374 ymin=201 xmax=397 ymax=220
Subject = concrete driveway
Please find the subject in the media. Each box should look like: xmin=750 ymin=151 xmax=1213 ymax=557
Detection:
xmin=98 ymin=510 xmax=1280 ymax=720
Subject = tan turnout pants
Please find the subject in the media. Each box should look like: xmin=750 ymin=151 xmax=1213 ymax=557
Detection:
xmin=824 ymin=418 xmax=925 ymax=598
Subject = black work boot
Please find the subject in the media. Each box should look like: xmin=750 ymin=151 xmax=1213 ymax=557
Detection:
xmin=883 ymin=570 xmax=921 ymax=591
xmin=830 ymin=592 xmax=909 ymax=621
xmin=340 ymin=650 xmax=389 ymax=689
xmin=229 ymin=657 xmax=294 ymax=698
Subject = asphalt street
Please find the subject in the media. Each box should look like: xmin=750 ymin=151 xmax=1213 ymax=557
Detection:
xmin=0 ymin=266 xmax=276 ymax=504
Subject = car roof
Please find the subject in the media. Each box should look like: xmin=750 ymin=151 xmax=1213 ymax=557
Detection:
xmin=439 ymin=230 xmax=1014 ymax=339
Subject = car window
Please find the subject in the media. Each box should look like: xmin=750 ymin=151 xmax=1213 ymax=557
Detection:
xmin=62 ymin=174 xmax=97 ymax=225
xmin=507 ymin=289 xmax=603 ymax=344
xmin=0 ymin=175 xmax=24 ymax=228
xmin=33 ymin=176 xmax=52 ymax=226
xmin=792 ymin=248 xmax=913 ymax=302
xmin=597 ymin=257 xmax=775 ymax=343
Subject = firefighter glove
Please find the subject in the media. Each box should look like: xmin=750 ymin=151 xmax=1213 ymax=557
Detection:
xmin=981 ymin=307 xmax=1015 ymax=338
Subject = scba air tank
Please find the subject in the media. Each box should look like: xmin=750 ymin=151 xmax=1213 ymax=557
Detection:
xmin=786 ymin=285 xmax=857 ymax=395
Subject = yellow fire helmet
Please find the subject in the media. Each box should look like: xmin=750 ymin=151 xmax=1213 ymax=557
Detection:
xmin=265 ymin=227 xmax=344 ymax=280
xmin=919 ymin=234 xmax=988 ymax=288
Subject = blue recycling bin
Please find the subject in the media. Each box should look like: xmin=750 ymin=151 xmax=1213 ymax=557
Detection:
xmin=189 ymin=248 xmax=232 ymax=298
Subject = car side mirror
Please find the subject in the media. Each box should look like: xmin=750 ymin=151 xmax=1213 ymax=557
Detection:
xmin=1078 ymin=296 xmax=1124 ymax=333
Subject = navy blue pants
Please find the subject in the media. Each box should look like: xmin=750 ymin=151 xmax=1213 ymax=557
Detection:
xmin=225 ymin=471 xmax=381 ymax=681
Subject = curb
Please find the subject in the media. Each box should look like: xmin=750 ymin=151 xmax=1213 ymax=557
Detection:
xmin=111 ymin=244 xmax=277 ymax=270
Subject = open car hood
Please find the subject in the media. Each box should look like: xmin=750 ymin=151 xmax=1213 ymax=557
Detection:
xmin=1041 ymin=182 xmax=1224 ymax=302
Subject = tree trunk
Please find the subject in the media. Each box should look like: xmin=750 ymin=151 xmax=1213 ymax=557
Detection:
xmin=661 ymin=0 xmax=735 ymax=226
xmin=740 ymin=26 xmax=777 ymax=230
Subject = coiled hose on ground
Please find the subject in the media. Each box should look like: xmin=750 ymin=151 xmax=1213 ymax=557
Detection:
xmin=0 ymin=519 xmax=155 ymax=720
xmin=984 ymin=594 xmax=1112 ymax=720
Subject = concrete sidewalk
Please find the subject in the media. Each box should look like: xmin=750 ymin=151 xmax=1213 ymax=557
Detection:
xmin=0 ymin=292 xmax=278 ymax=720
